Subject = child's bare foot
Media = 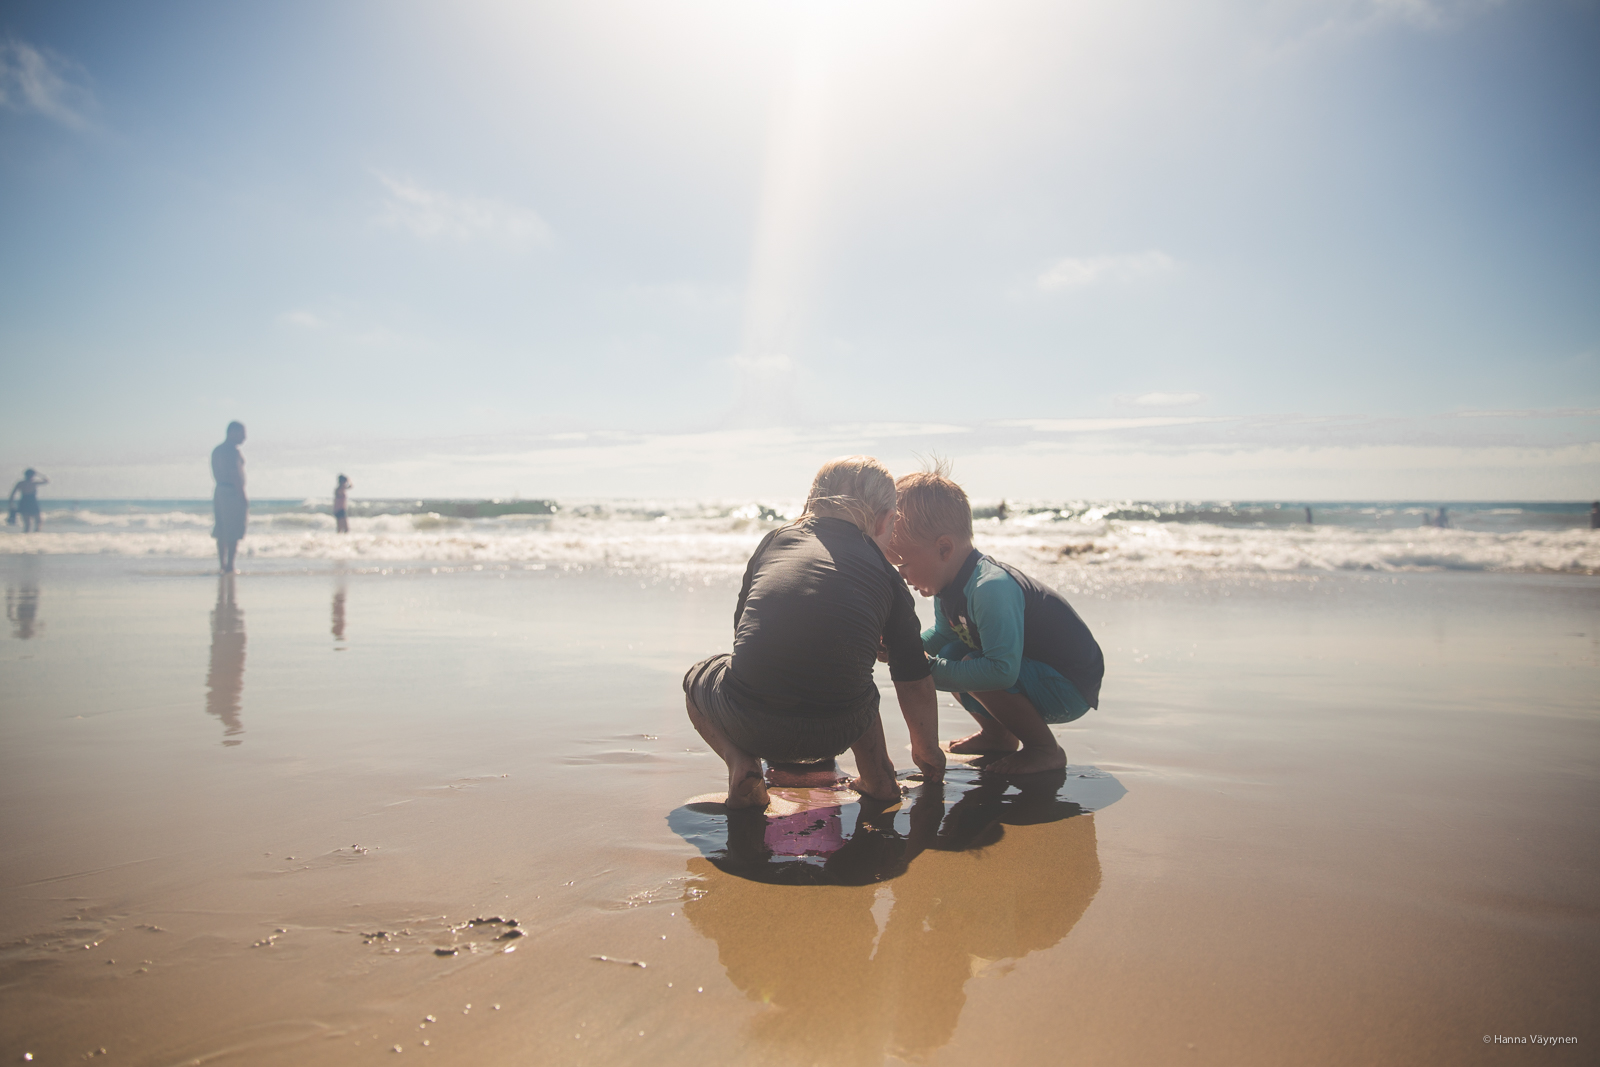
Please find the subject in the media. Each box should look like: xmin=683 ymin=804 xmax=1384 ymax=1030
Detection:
xmin=947 ymin=727 xmax=1019 ymax=755
xmin=985 ymin=742 xmax=1067 ymax=776
xmin=849 ymin=775 xmax=902 ymax=802
xmin=725 ymin=755 xmax=770 ymax=809
xmin=849 ymin=760 xmax=903 ymax=802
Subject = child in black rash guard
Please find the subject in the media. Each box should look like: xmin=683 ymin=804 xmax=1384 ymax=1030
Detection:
xmin=889 ymin=469 xmax=1104 ymax=775
xmin=682 ymin=456 xmax=945 ymax=810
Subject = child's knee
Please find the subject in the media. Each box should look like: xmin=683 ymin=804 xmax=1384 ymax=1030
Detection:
xmin=955 ymin=691 xmax=991 ymax=719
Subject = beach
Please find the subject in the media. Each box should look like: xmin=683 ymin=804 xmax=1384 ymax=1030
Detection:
xmin=7 ymin=0 xmax=1598 ymax=1060
xmin=1 ymin=537 xmax=1597 ymax=1064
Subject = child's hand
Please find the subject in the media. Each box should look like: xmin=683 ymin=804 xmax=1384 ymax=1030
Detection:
xmin=875 ymin=638 xmax=889 ymax=664
xmin=911 ymin=742 xmax=946 ymax=783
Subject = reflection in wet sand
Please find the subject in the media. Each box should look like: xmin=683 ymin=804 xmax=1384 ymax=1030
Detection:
xmin=5 ymin=555 xmax=41 ymax=639
xmin=675 ymin=768 xmax=1113 ymax=1064
xmin=205 ymin=575 xmax=246 ymax=745
xmin=331 ymin=582 xmax=347 ymax=644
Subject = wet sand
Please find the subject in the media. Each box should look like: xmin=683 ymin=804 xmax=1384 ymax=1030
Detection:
xmin=1 ymin=556 xmax=1596 ymax=1064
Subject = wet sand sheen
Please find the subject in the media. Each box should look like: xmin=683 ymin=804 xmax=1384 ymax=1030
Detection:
xmin=675 ymin=768 xmax=1110 ymax=1065
xmin=0 ymin=557 xmax=1595 ymax=1064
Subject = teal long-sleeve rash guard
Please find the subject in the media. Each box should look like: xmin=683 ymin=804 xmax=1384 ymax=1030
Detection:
xmin=920 ymin=549 xmax=1105 ymax=708
xmin=922 ymin=555 xmax=1027 ymax=692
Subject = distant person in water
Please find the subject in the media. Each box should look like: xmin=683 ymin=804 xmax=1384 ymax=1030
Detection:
xmin=333 ymin=474 xmax=352 ymax=533
xmin=1591 ymin=502 xmax=1598 ymax=530
xmin=890 ymin=466 xmax=1105 ymax=776
xmin=683 ymin=456 xmax=945 ymax=810
xmin=211 ymin=422 xmax=248 ymax=573
xmin=1434 ymin=507 xmax=1449 ymax=529
xmin=7 ymin=469 xmax=48 ymax=532
xmin=1305 ymin=506 xmax=1314 ymax=524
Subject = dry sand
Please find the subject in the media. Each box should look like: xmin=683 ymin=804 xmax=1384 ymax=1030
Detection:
xmin=1 ymin=555 xmax=1596 ymax=1065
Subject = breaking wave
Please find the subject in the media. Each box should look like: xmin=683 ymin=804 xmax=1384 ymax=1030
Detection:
xmin=2 ymin=499 xmax=1595 ymax=579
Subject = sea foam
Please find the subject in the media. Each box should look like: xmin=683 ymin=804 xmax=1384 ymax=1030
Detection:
xmin=3 ymin=501 xmax=1595 ymax=579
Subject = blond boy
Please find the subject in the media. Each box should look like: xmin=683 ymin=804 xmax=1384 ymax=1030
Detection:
xmin=890 ymin=472 xmax=1104 ymax=774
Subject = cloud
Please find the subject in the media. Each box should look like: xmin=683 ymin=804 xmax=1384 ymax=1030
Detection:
xmin=291 ymin=419 xmax=1600 ymax=500
xmin=1270 ymin=0 xmax=1505 ymax=51
xmin=1036 ymin=251 xmax=1175 ymax=291
xmin=1450 ymin=407 xmax=1600 ymax=419
xmin=1328 ymin=0 xmax=1501 ymax=32
xmin=616 ymin=281 xmax=738 ymax=316
xmin=728 ymin=352 xmax=793 ymax=379
xmin=726 ymin=352 xmax=799 ymax=424
xmin=273 ymin=307 xmax=428 ymax=352
xmin=851 ymin=423 xmax=970 ymax=438
xmin=376 ymin=173 xmax=551 ymax=246
xmin=1124 ymin=392 xmax=1203 ymax=407
xmin=0 ymin=39 xmax=97 ymax=129
xmin=31 ymin=408 xmax=1599 ymax=499
xmin=958 ymin=440 xmax=1600 ymax=501
xmin=1002 ymin=416 xmax=1233 ymax=433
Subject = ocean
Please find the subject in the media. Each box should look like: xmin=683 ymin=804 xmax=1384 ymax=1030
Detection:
xmin=3 ymin=498 xmax=1595 ymax=579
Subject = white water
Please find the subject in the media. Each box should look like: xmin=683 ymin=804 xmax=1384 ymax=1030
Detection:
xmin=4 ymin=503 xmax=1596 ymax=579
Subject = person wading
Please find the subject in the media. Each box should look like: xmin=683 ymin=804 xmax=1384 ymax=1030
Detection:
xmin=211 ymin=422 xmax=248 ymax=574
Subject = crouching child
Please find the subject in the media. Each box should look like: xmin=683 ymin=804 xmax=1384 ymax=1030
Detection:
xmin=890 ymin=470 xmax=1105 ymax=774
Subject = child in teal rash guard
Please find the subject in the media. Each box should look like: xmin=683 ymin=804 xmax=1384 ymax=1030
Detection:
xmin=890 ymin=470 xmax=1105 ymax=775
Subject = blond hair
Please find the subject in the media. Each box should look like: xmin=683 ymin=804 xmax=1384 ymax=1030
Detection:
xmin=803 ymin=455 xmax=897 ymax=536
xmin=894 ymin=462 xmax=972 ymax=545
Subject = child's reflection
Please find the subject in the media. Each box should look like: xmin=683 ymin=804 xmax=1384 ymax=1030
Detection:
xmin=679 ymin=771 xmax=1102 ymax=1064
xmin=205 ymin=575 xmax=246 ymax=745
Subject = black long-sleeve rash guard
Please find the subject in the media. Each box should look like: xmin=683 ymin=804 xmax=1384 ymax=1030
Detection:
xmin=726 ymin=516 xmax=931 ymax=720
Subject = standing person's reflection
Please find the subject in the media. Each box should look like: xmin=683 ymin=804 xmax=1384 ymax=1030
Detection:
xmin=331 ymin=582 xmax=347 ymax=644
xmin=210 ymin=422 xmax=248 ymax=574
xmin=680 ymin=774 xmax=1102 ymax=1064
xmin=5 ymin=557 xmax=41 ymax=639
xmin=206 ymin=575 xmax=246 ymax=745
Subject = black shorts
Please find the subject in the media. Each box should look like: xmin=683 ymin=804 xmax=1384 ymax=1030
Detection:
xmin=683 ymin=654 xmax=875 ymax=763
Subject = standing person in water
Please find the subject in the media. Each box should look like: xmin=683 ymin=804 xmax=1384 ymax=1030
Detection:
xmin=211 ymin=422 xmax=248 ymax=574
xmin=683 ymin=456 xmax=945 ymax=810
xmin=333 ymin=474 xmax=352 ymax=533
xmin=7 ymin=469 xmax=48 ymax=532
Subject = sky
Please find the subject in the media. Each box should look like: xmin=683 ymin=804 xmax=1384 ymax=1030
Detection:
xmin=1 ymin=0 xmax=1596 ymax=501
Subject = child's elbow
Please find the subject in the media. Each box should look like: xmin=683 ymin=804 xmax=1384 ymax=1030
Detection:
xmin=970 ymin=660 xmax=1019 ymax=693
xmin=990 ymin=654 xmax=1023 ymax=690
